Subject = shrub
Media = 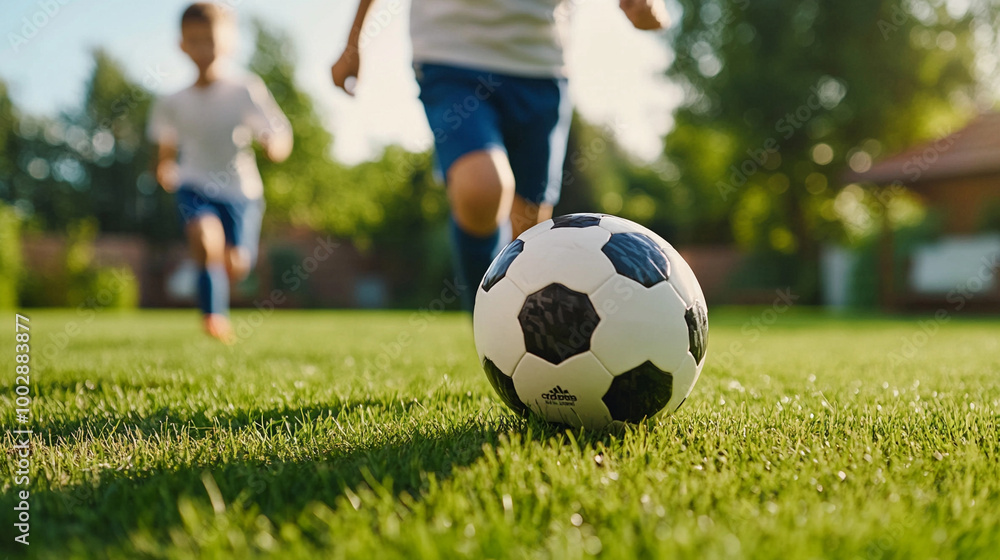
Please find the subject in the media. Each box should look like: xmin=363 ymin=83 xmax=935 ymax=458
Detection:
xmin=75 ymin=266 xmax=140 ymax=310
xmin=0 ymin=204 xmax=21 ymax=309
xmin=21 ymin=219 xmax=140 ymax=310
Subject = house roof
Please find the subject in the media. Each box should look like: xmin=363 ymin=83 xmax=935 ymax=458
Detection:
xmin=844 ymin=112 xmax=1000 ymax=188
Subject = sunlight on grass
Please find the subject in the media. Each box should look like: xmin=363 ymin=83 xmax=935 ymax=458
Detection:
xmin=1 ymin=309 xmax=998 ymax=559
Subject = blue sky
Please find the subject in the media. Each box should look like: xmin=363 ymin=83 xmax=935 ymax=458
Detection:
xmin=1 ymin=0 xmax=680 ymax=163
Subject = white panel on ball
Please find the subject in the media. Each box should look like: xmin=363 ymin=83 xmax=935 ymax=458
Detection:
xmin=660 ymin=244 xmax=705 ymax=307
xmin=664 ymin=352 xmax=700 ymax=413
xmin=597 ymin=215 xmax=659 ymax=237
xmin=505 ymin=226 xmax=615 ymax=295
xmin=588 ymin=276 xmax=691 ymax=375
xmin=516 ymin=219 xmax=554 ymax=243
xmin=473 ymin=278 xmax=528 ymax=375
xmin=512 ymin=352 xmax=614 ymax=429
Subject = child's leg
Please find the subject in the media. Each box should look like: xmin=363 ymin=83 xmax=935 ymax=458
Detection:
xmin=510 ymin=196 xmax=554 ymax=239
xmin=415 ymin=64 xmax=517 ymax=305
xmin=447 ymin=148 xmax=516 ymax=300
xmin=221 ymin=197 xmax=264 ymax=287
xmin=225 ymin=247 xmax=252 ymax=285
xmin=185 ymin=214 xmax=232 ymax=340
xmin=448 ymin=148 xmax=515 ymax=236
xmin=175 ymin=188 xmax=236 ymax=341
xmin=500 ymin=75 xmax=572 ymax=236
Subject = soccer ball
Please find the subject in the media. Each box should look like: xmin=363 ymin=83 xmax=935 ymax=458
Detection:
xmin=473 ymin=213 xmax=708 ymax=429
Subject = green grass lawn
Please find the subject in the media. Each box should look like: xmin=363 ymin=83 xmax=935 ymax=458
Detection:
xmin=2 ymin=308 xmax=998 ymax=559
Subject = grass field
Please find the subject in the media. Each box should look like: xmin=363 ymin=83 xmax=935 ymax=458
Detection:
xmin=2 ymin=308 xmax=998 ymax=559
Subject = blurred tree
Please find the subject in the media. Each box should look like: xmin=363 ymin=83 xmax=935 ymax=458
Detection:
xmin=0 ymin=202 xmax=21 ymax=309
xmin=0 ymin=81 xmax=17 ymax=197
xmin=661 ymin=0 xmax=995 ymax=298
xmin=357 ymin=147 xmax=450 ymax=303
xmin=249 ymin=21 xmax=451 ymax=302
xmin=247 ymin=22 xmax=348 ymax=235
xmin=557 ymin=115 xmax=684 ymax=240
xmin=8 ymin=117 xmax=82 ymax=231
xmin=556 ymin=115 xmax=621 ymax=217
xmin=665 ymin=5 xmax=991 ymax=233
xmin=1 ymin=76 xmax=78 ymax=231
xmin=0 ymin=83 xmax=25 ymax=312
xmin=77 ymin=49 xmax=174 ymax=240
xmin=249 ymin=22 xmax=446 ymax=242
xmin=555 ymin=114 xmax=605 ymax=217
xmin=2 ymin=52 xmax=174 ymax=240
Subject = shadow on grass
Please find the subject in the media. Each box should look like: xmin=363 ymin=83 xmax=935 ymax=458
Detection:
xmin=7 ymin=399 xmax=616 ymax=557
xmin=32 ymin=396 xmax=428 ymax=444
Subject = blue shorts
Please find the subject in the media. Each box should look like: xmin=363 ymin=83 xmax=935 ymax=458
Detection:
xmin=175 ymin=187 xmax=264 ymax=267
xmin=415 ymin=62 xmax=572 ymax=206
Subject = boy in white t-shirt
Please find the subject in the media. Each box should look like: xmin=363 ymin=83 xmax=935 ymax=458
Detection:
xmin=332 ymin=0 xmax=668 ymax=307
xmin=149 ymin=3 xmax=292 ymax=342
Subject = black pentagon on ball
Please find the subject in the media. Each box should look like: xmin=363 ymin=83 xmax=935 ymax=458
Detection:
xmin=685 ymin=299 xmax=709 ymax=365
xmin=481 ymin=239 xmax=524 ymax=292
xmin=602 ymin=361 xmax=674 ymax=423
xmin=518 ymin=283 xmax=600 ymax=365
xmin=482 ymin=357 xmax=528 ymax=416
xmin=551 ymin=213 xmax=603 ymax=229
xmin=601 ymin=232 xmax=671 ymax=288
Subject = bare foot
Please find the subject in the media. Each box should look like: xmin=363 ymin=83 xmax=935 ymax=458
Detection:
xmin=203 ymin=314 xmax=235 ymax=344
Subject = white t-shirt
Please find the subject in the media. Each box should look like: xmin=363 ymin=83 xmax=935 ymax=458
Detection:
xmin=410 ymin=0 xmax=568 ymax=78
xmin=147 ymin=74 xmax=290 ymax=202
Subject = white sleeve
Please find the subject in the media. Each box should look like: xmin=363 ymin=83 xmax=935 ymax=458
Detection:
xmin=146 ymin=96 xmax=177 ymax=145
xmin=244 ymin=74 xmax=292 ymax=142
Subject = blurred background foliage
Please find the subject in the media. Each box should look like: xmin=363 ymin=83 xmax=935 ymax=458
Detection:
xmin=1 ymin=0 xmax=998 ymax=307
xmin=0 ymin=202 xmax=21 ymax=309
xmin=661 ymin=0 xmax=998 ymax=296
xmin=13 ymin=217 xmax=140 ymax=309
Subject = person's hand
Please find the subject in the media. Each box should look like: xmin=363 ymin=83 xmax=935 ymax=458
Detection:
xmin=331 ymin=45 xmax=360 ymax=96
xmin=620 ymin=0 xmax=670 ymax=30
xmin=259 ymin=129 xmax=293 ymax=163
xmin=156 ymin=159 xmax=179 ymax=193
